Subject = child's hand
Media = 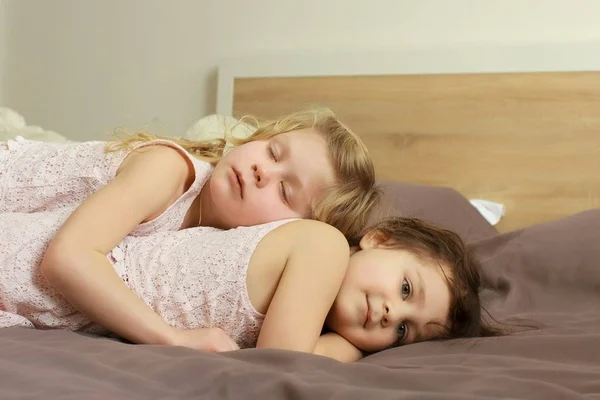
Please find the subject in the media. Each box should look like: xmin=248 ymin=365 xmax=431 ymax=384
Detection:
xmin=171 ymin=327 xmax=240 ymax=352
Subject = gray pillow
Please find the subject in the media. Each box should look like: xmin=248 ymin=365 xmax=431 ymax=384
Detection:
xmin=371 ymin=181 xmax=498 ymax=243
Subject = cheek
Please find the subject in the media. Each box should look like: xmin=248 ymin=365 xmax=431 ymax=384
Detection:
xmin=226 ymin=142 xmax=263 ymax=163
xmin=369 ymin=268 xmax=395 ymax=291
xmin=216 ymin=152 xmax=234 ymax=168
xmin=345 ymin=327 xmax=396 ymax=353
xmin=361 ymin=329 xmax=398 ymax=353
xmin=209 ymin=172 xmax=232 ymax=204
xmin=347 ymin=265 xmax=380 ymax=291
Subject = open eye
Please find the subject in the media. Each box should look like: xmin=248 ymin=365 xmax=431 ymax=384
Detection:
xmin=401 ymin=278 xmax=411 ymax=299
xmin=397 ymin=323 xmax=407 ymax=341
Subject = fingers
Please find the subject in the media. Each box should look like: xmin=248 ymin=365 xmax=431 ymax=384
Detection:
xmin=210 ymin=328 xmax=240 ymax=352
xmin=174 ymin=327 xmax=240 ymax=352
xmin=220 ymin=335 xmax=240 ymax=352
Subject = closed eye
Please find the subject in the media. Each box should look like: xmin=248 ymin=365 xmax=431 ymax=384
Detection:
xmin=269 ymin=143 xmax=292 ymax=206
xmin=279 ymin=182 xmax=289 ymax=204
xmin=268 ymin=145 xmax=278 ymax=162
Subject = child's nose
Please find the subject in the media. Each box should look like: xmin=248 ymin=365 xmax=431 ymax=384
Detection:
xmin=381 ymin=303 xmax=400 ymax=328
xmin=253 ymin=164 xmax=270 ymax=188
xmin=380 ymin=304 xmax=390 ymax=328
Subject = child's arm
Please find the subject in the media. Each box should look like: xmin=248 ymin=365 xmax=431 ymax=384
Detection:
xmin=41 ymin=146 xmax=194 ymax=346
xmin=255 ymin=220 xmax=349 ymax=355
xmin=314 ymin=333 xmax=364 ymax=363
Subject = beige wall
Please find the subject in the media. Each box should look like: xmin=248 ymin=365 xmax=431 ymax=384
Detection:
xmin=0 ymin=1 xmax=6 ymax=105
xmin=3 ymin=0 xmax=600 ymax=140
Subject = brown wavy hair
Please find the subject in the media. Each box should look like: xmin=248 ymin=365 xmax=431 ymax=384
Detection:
xmin=349 ymin=217 xmax=501 ymax=342
xmin=107 ymin=108 xmax=381 ymax=238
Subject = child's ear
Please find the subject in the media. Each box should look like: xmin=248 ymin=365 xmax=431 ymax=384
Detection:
xmin=359 ymin=229 xmax=391 ymax=250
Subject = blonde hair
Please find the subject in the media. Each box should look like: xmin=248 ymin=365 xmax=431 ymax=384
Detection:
xmin=107 ymin=108 xmax=381 ymax=238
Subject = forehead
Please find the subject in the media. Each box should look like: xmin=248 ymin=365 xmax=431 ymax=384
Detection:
xmin=276 ymin=128 xmax=325 ymax=147
xmin=278 ymin=129 xmax=335 ymax=176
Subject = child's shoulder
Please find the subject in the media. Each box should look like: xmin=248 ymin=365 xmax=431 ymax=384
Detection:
xmin=265 ymin=219 xmax=346 ymax=242
xmin=251 ymin=219 xmax=349 ymax=269
xmin=117 ymin=139 xmax=212 ymax=184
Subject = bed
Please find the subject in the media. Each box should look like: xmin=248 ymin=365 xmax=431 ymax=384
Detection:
xmin=2 ymin=43 xmax=600 ymax=399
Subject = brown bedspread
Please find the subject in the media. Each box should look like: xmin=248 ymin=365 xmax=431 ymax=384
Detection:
xmin=1 ymin=210 xmax=599 ymax=399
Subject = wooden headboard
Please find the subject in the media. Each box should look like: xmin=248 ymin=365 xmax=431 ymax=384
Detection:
xmin=217 ymin=45 xmax=600 ymax=232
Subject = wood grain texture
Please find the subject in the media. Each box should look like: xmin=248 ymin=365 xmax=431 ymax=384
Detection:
xmin=233 ymin=72 xmax=600 ymax=232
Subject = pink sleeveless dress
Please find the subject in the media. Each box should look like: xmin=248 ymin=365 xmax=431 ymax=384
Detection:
xmin=0 ymin=136 xmax=214 ymax=331
xmin=110 ymin=219 xmax=295 ymax=348
xmin=0 ymin=213 xmax=295 ymax=348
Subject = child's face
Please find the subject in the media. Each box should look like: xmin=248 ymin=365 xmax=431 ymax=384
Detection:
xmin=203 ymin=129 xmax=335 ymax=228
xmin=326 ymin=233 xmax=452 ymax=353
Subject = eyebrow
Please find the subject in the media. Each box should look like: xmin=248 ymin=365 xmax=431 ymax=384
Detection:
xmin=408 ymin=270 xmax=450 ymax=344
xmin=416 ymin=269 xmax=426 ymax=307
xmin=407 ymin=270 xmax=427 ymax=344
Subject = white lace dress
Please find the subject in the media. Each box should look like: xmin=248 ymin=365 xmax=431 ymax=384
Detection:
xmin=0 ymin=214 xmax=293 ymax=349
xmin=111 ymin=220 xmax=294 ymax=348
xmin=0 ymin=136 xmax=218 ymax=334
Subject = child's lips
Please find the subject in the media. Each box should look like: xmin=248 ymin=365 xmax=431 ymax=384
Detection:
xmin=229 ymin=167 xmax=244 ymax=199
xmin=364 ymin=296 xmax=371 ymax=328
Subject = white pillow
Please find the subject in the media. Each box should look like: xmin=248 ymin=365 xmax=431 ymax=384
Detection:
xmin=0 ymin=107 xmax=70 ymax=143
xmin=184 ymin=114 xmax=254 ymax=153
